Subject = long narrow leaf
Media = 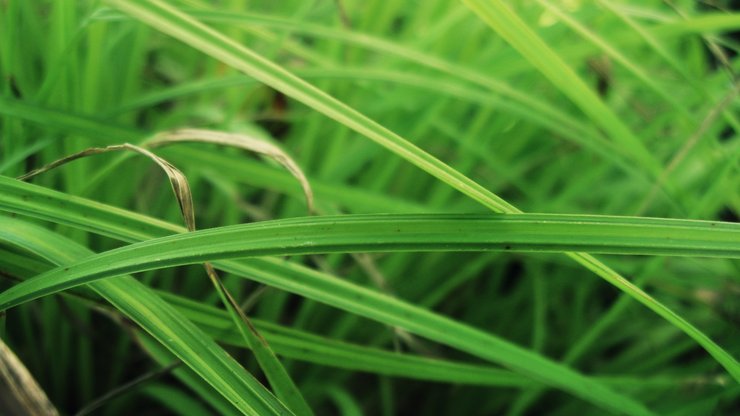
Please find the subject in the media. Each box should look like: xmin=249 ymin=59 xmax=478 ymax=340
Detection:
xmin=0 ymin=242 xmax=536 ymax=388
xmin=101 ymin=0 xmax=740 ymax=387
xmin=461 ymin=0 xmax=659 ymax=173
xmin=2 ymin=212 xmax=739 ymax=312
xmin=0 ymin=178 xmax=656 ymax=415
xmin=0 ymin=217 xmax=291 ymax=416
xmin=104 ymin=0 xmax=517 ymax=214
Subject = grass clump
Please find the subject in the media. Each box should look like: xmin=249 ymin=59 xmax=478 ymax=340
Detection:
xmin=1 ymin=0 xmax=739 ymax=415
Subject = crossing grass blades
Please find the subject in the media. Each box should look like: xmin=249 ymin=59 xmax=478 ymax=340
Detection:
xmin=0 ymin=0 xmax=739 ymax=415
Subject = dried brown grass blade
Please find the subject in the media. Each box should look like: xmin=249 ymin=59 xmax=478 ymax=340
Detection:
xmin=0 ymin=337 xmax=59 ymax=416
xmin=18 ymin=142 xmax=311 ymax=414
xmin=17 ymin=145 xmax=127 ymax=182
xmin=17 ymin=143 xmax=196 ymax=231
xmin=148 ymin=128 xmax=314 ymax=213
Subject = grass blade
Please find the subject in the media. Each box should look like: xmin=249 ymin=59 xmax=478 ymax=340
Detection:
xmin=4 ymin=204 xmax=740 ymax=410
xmin=4 ymin=212 xmax=740 ymax=277
xmin=0 ymin=178 xmax=656 ymax=415
xmin=0 ymin=241 xmax=537 ymax=389
xmin=15 ymin=137 xmax=313 ymax=415
xmin=1 ymin=211 xmax=739 ymax=312
xmin=0 ymin=338 xmax=59 ymax=416
xmin=0 ymin=96 xmax=427 ymax=214
xmin=461 ymin=0 xmax=659 ymax=174
xmin=148 ymin=128 xmax=314 ymax=213
xmin=0 ymin=216 xmax=292 ymax=416
xmin=534 ymin=0 xmax=695 ymax=122
xmin=3 ymin=1 xmax=738 ymax=413
xmin=104 ymin=0 xmax=516 ymax=214
xmin=100 ymin=0 xmax=740 ymax=388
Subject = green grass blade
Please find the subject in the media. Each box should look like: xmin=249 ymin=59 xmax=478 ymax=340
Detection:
xmin=8 ymin=2 xmax=740 ymax=405
xmin=141 ymin=384 xmax=213 ymax=416
xmin=652 ymin=12 xmax=740 ymax=36
xmin=162 ymin=291 xmax=534 ymax=388
xmin=0 ymin=178 xmax=655 ymax=415
xmin=7 ymin=212 xmax=740 ymax=281
xmin=135 ymin=332 xmax=249 ymax=416
xmin=0 ymin=242 xmax=715 ymax=392
xmin=461 ymin=0 xmax=660 ymax=174
xmin=534 ymin=0 xmax=695 ymax=122
xmin=2 ymin=211 xmax=739 ymax=311
xmin=3 ymin=1 xmax=738 ymax=413
xmin=105 ymin=67 xmax=621 ymax=168
xmin=99 ymin=0 xmax=740 ymax=388
xmin=104 ymin=0 xmax=516 ymax=214
xmin=0 ymin=216 xmax=292 ymax=416
xmin=0 ymin=241 xmax=536 ymax=388
xmin=210 ymin=272 xmax=314 ymax=416
xmin=0 ymin=96 xmax=430 ymax=214
xmin=0 ymin=222 xmax=655 ymax=416
xmin=95 ymin=7 xmax=599 ymax=145
xmin=5 ymin=202 xmax=740 ymax=411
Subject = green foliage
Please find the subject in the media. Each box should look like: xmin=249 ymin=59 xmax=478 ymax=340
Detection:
xmin=0 ymin=0 xmax=738 ymax=415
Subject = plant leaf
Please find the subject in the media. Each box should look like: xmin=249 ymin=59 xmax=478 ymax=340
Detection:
xmin=0 ymin=216 xmax=292 ymax=416
xmin=1 ymin=212 xmax=739 ymax=311
xmin=16 ymin=138 xmax=313 ymax=415
xmin=149 ymin=128 xmax=314 ymax=213
xmin=100 ymin=0 xmax=740 ymax=389
xmin=0 ymin=177 xmax=659 ymax=415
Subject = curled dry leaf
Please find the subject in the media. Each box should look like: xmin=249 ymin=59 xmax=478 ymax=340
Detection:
xmin=17 ymin=143 xmax=196 ymax=231
xmin=17 ymin=140 xmax=312 ymax=415
xmin=148 ymin=128 xmax=315 ymax=214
